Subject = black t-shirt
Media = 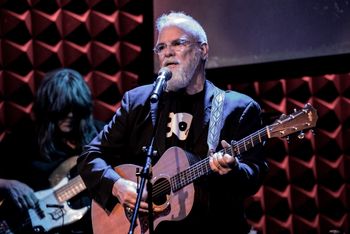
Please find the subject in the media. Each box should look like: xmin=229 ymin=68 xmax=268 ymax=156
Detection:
xmin=164 ymin=90 xmax=205 ymax=151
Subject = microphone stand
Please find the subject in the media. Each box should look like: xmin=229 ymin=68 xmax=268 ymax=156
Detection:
xmin=128 ymin=93 xmax=162 ymax=234
xmin=128 ymin=141 xmax=155 ymax=234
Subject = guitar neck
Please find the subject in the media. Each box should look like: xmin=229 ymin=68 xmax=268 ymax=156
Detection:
xmin=170 ymin=127 xmax=268 ymax=192
xmin=55 ymin=175 xmax=86 ymax=203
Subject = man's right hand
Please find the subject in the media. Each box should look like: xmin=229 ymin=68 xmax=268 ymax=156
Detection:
xmin=112 ymin=178 xmax=150 ymax=212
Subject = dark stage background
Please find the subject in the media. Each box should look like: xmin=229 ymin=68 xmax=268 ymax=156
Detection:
xmin=0 ymin=0 xmax=349 ymax=233
xmin=153 ymin=0 xmax=350 ymax=69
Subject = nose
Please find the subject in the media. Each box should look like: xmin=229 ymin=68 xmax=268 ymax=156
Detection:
xmin=163 ymin=45 xmax=176 ymax=57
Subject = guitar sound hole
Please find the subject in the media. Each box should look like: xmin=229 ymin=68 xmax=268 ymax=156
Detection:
xmin=152 ymin=178 xmax=170 ymax=206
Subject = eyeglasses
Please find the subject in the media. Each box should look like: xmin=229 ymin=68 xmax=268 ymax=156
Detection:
xmin=153 ymin=38 xmax=201 ymax=55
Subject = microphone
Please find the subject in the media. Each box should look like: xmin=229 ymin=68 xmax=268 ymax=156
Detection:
xmin=150 ymin=67 xmax=172 ymax=103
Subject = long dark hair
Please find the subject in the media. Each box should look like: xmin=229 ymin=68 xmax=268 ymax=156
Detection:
xmin=33 ymin=68 xmax=98 ymax=160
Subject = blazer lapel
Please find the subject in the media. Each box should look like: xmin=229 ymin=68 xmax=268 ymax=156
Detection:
xmin=152 ymin=98 xmax=169 ymax=157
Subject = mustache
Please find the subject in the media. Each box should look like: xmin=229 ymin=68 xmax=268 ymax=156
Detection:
xmin=162 ymin=60 xmax=179 ymax=67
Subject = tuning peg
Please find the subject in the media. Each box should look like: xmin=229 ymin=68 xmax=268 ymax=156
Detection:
xmin=298 ymin=131 xmax=305 ymax=139
xmin=279 ymin=113 xmax=287 ymax=120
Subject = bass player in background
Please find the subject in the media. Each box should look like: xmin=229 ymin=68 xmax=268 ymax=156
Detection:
xmin=0 ymin=68 xmax=104 ymax=233
xmin=77 ymin=12 xmax=268 ymax=234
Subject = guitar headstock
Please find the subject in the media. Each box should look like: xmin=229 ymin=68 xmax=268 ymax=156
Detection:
xmin=268 ymin=103 xmax=318 ymax=139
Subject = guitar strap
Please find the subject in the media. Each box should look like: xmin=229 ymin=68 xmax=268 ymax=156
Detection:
xmin=207 ymin=87 xmax=225 ymax=154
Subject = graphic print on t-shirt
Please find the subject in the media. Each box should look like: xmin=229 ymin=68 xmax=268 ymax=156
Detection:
xmin=166 ymin=112 xmax=193 ymax=141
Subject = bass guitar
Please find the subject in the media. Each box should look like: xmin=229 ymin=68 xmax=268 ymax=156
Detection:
xmin=0 ymin=156 xmax=88 ymax=234
xmin=91 ymin=103 xmax=318 ymax=234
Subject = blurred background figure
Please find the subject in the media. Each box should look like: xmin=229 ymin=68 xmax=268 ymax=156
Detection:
xmin=0 ymin=68 xmax=104 ymax=233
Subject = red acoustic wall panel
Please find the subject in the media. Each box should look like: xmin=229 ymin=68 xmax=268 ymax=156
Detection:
xmin=0 ymin=0 xmax=151 ymax=131
xmin=238 ymin=74 xmax=350 ymax=233
xmin=1 ymin=1 xmax=349 ymax=233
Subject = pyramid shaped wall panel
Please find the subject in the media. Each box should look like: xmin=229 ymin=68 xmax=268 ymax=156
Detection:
xmin=0 ymin=0 xmax=152 ymax=128
xmin=235 ymin=73 xmax=350 ymax=234
xmin=1 ymin=1 xmax=349 ymax=233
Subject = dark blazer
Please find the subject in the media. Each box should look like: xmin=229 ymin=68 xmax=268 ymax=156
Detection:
xmin=78 ymin=80 xmax=268 ymax=234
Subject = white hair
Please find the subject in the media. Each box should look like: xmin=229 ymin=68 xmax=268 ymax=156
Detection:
xmin=155 ymin=11 xmax=208 ymax=43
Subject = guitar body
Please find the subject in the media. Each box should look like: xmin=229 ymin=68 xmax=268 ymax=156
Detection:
xmin=0 ymin=156 xmax=88 ymax=233
xmin=91 ymin=104 xmax=318 ymax=234
xmin=29 ymin=177 xmax=88 ymax=232
xmin=49 ymin=156 xmax=79 ymax=186
xmin=92 ymin=147 xmax=195 ymax=234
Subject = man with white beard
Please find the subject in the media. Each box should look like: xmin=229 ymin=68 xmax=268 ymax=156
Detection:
xmin=78 ymin=11 xmax=268 ymax=234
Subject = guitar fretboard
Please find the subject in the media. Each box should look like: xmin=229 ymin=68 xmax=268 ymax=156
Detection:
xmin=55 ymin=175 xmax=86 ymax=203
xmin=170 ymin=127 xmax=268 ymax=192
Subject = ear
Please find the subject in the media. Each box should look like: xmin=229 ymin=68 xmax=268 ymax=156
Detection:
xmin=199 ymin=43 xmax=209 ymax=61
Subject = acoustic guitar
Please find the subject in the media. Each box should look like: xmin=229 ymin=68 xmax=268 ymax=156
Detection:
xmin=91 ymin=103 xmax=318 ymax=234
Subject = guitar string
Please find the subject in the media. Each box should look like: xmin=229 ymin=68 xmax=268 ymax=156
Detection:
xmin=175 ymin=127 xmax=267 ymax=188
xmin=4 ymin=128 xmax=269 ymax=233
xmin=153 ymin=128 xmax=267 ymax=196
xmin=4 ymin=176 xmax=86 ymax=233
xmin=3 ymin=128 xmax=266 ymax=234
xmin=55 ymin=176 xmax=86 ymax=202
xmin=151 ymin=128 xmax=267 ymax=198
xmin=39 ymin=112 xmax=309 ymax=221
xmin=1 ymin=108 xmax=314 ymax=234
xmin=4 ymin=128 xmax=268 ymax=233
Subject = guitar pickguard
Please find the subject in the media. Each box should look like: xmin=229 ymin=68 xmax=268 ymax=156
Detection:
xmin=29 ymin=177 xmax=88 ymax=232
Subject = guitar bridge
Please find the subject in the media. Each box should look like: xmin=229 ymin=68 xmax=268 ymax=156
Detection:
xmin=49 ymin=207 xmax=67 ymax=221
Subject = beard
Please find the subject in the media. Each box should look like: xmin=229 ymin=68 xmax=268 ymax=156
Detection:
xmin=165 ymin=54 xmax=201 ymax=92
